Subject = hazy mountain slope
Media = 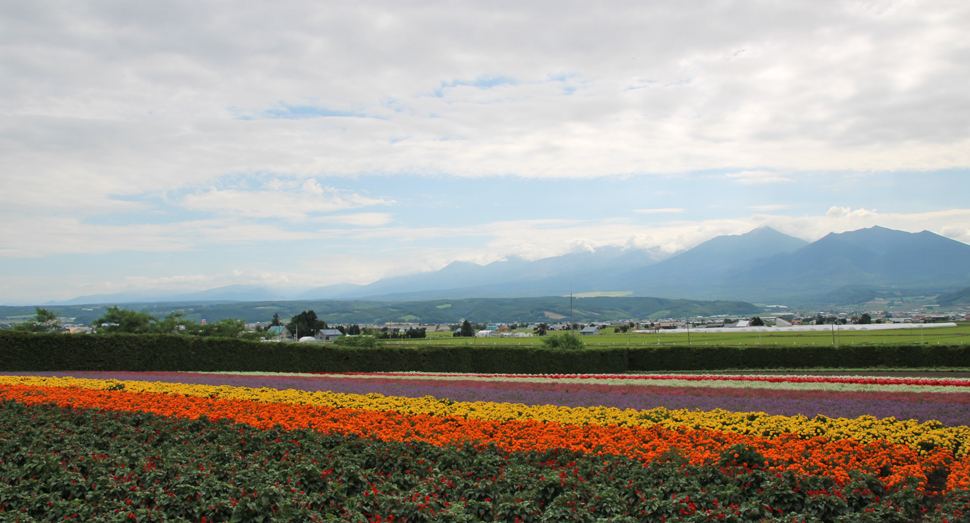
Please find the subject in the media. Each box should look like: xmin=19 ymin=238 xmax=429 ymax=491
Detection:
xmin=937 ymin=286 xmax=970 ymax=306
xmin=735 ymin=227 xmax=970 ymax=296
xmin=619 ymin=227 xmax=809 ymax=299
xmin=53 ymin=285 xmax=283 ymax=306
xmin=49 ymin=226 xmax=970 ymax=307
xmin=307 ymin=247 xmax=661 ymax=300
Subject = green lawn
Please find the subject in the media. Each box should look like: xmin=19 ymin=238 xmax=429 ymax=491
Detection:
xmin=390 ymin=323 xmax=970 ymax=347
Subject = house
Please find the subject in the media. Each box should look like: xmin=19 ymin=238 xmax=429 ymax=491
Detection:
xmin=579 ymin=326 xmax=599 ymax=335
xmin=316 ymin=329 xmax=343 ymax=342
xmin=267 ymin=326 xmax=292 ymax=341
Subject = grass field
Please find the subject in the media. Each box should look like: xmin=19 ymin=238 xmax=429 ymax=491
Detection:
xmin=390 ymin=322 xmax=970 ymax=347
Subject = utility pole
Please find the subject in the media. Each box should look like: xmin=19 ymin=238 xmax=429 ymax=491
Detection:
xmin=686 ymin=320 xmax=691 ymax=346
xmin=570 ymin=286 xmax=574 ymax=336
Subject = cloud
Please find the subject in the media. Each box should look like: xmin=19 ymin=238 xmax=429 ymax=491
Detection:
xmin=2 ymin=0 xmax=969 ymax=226
xmin=316 ymin=212 xmax=394 ymax=227
xmin=0 ymin=214 xmax=317 ymax=258
xmin=825 ymin=206 xmax=877 ymax=218
xmin=634 ymin=208 xmax=685 ymax=214
xmin=4 ymin=2 xmax=970 ymax=303
xmin=726 ymin=171 xmax=793 ymax=185
xmin=179 ymin=181 xmax=391 ymax=220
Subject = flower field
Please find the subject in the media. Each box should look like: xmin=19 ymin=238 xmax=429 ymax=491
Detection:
xmin=1 ymin=371 xmax=969 ymax=521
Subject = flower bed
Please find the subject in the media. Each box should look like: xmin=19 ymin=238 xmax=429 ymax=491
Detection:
xmin=1 ymin=371 xmax=969 ymax=521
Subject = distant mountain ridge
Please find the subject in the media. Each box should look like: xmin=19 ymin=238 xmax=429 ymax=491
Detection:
xmin=52 ymin=284 xmax=284 ymax=306
xmin=14 ymin=296 xmax=762 ymax=326
xmin=49 ymin=226 xmax=970 ymax=307
xmin=299 ymin=246 xmax=665 ymax=300
xmin=621 ymin=227 xmax=810 ymax=299
xmin=937 ymin=286 xmax=970 ymax=306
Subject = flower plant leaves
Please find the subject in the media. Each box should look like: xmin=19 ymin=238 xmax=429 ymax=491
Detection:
xmin=2 ymin=400 xmax=968 ymax=522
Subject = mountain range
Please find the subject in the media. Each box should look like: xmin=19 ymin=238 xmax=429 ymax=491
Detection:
xmin=48 ymin=226 xmax=970 ymax=307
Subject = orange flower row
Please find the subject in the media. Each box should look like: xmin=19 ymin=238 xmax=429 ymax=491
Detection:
xmin=2 ymin=383 xmax=966 ymax=494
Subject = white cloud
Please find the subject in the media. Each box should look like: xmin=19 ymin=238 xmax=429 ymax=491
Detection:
xmin=825 ymin=206 xmax=877 ymax=219
xmin=726 ymin=171 xmax=793 ymax=185
xmin=0 ymin=215 xmax=317 ymax=258
xmin=315 ymin=213 xmax=394 ymax=227
xmin=634 ymin=208 xmax=685 ymax=214
xmin=2 ymin=0 xmax=969 ymax=225
xmin=4 ymin=2 xmax=970 ymax=303
xmin=179 ymin=182 xmax=391 ymax=220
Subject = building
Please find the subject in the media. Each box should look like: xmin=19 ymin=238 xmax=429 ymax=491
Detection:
xmin=266 ymin=326 xmax=292 ymax=341
xmin=315 ymin=329 xmax=344 ymax=342
xmin=579 ymin=326 xmax=599 ymax=335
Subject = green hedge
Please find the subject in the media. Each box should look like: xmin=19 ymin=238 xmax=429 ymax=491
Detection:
xmin=1 ymin=331 xmax=968 ymax=373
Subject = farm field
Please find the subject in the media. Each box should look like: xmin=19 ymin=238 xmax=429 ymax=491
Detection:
xmin=1 ymin=371 xmax=969 ymax=521
xmin=407 ymin=323 xmax=970 ymax=347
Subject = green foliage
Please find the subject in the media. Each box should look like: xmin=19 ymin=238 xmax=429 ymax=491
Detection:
xmin=91 ymin=306 xmax=158 ymax=333
xmin=1 ymin=330 xmax=969 ymax=374
xmin=91 ymin=307 xmax=253 ymax=339
xmin=460 ymin=319 xmax=474 ymax=337
xmin=12 ymin=307 xmax=61 ymax=333
xmin=286 ymin=310 xmax=324 ymax=338
xmin=333 ymin=335 xmax=385 ymax=349
xmin=540 ymin=333 xmax=586 ymax=350
xmin=0 ymin=400 xmax=962 ymax=522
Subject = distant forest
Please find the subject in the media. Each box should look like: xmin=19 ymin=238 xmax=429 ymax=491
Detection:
xmin=0 ymin=296 xmax=762 ymax=327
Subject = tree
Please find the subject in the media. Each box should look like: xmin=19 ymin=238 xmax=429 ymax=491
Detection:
xmin=541 ymin=333 xmax=585 ymax=350
xmin=193 ymin=318 xmax=249 ymax=338
xmin=750 ymin=317 xmax=765 ymax=327
xmin=271 ymin=313 xmax=282 ymax=327
xmin=362 ymin=327 xmax=387 ymax=339
xmin=92 ymin=306 xmax=157 ymax=333
xmin=157 ymin=311 xmax=190 ymax=334
xmin=460 ymin=320 xmax=474 ymax=337
xmin=860 ymin=313 xmax=872 ymax=324
xmin=287 ymin=310 xmax=319 ymax=338
xmin=534 ymin=323 xmax=548 ymax=336
xmin=14 ymin=307 xmax=62 ymax=333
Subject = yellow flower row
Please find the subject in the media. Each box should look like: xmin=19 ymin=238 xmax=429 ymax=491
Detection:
xmin=3 ymin=375 xmax=967 ymax=457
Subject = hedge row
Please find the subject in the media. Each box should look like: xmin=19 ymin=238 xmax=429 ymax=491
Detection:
xmin=1 ymin=331 xmax=968 ymax=373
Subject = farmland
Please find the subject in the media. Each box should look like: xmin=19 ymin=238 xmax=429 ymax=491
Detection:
xmin=1 ymin=370 xmax=970 ymax=521
xmin=400 ymin=323 xmax=970 ymax=348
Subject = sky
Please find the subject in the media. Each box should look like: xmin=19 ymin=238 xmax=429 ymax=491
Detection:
xmin=2 ymin=1 xmax=970 ymax=304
